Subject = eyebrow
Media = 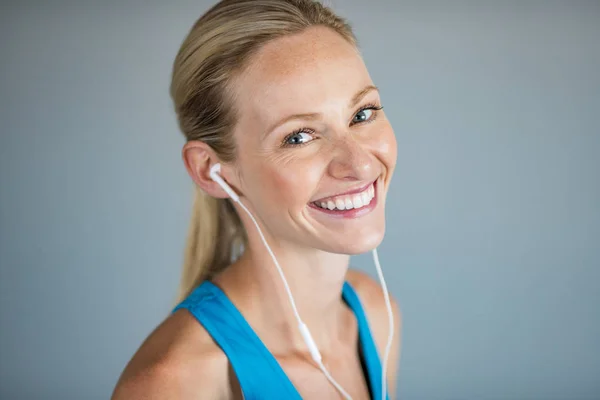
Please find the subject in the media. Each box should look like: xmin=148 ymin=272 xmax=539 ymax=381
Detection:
xmin=350 ymin=85 xmax=379 ymax=108
xmin=264 ymin=84 xmax=379 ymax=136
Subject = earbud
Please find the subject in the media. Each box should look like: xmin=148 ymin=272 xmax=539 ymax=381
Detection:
xmin=209 ymin=163 xmax=240 ymax=202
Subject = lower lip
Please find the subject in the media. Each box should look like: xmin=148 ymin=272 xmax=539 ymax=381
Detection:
xmin=308 ymin=180 xmax=379 ymax=219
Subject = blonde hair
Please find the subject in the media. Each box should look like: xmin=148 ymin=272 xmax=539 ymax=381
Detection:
xmin=171 ymin=0 xmax=357 ymax=302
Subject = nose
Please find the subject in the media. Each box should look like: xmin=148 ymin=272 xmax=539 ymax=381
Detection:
xmin=327 ymin=136 xmax=376 ymax=181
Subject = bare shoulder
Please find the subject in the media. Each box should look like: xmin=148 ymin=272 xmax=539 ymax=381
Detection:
xmin=345 ymin=268 xmax=402 ymax=326
xmin=111 ymin=309 xmax=235 ymax=400
xmin=346 ymin=268 xmax=403 ymax=397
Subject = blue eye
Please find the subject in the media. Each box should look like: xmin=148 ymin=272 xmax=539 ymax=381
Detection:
xmin=353 ymin=108 xmax=373 ymax=123
xmin=284 ymin=130 xmax=314 ymax=147
xmin=281 ymin=104 xmax=382 ymax=148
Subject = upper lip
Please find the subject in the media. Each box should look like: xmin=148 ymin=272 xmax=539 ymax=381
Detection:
xmin=312 ymin=179 xmax=377 ymax=203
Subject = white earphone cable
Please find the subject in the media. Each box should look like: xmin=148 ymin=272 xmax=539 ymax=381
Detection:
xmin=211 ymin=164 xmax=392 ymax=400
xmin=235 ymin=198 xmax=353 ymax=398
xmin=372 ymin=248 xmax=394 ymax=400
xmin=316 ymin=360 xmax=353 ymax=400
xmin=235 ymin=199 xmax=303 ymax=323
xmin=238 ymin=196 xmax=393 ymax=400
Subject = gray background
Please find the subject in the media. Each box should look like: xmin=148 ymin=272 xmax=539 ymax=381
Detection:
xmin=1 ymin=0 xmax=599 ymax=399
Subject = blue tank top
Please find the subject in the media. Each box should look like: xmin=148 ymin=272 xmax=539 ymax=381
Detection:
xmin=173 ymin=281 xmax=389 ymax=399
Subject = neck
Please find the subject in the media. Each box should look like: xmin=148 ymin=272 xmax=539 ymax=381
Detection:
xmin=214 ymin=236 xmax=352 ymax=356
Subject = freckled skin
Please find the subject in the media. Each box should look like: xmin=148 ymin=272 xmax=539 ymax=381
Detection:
xmin=228 ymin=26 xmax=397 ymax=254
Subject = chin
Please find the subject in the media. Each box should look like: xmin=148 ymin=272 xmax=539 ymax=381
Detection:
xmin=325 ymin=226 xmax=386 ymax=255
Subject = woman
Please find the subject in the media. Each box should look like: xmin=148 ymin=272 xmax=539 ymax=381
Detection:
xmin=113 ymin=0 xmax=401 ymax=398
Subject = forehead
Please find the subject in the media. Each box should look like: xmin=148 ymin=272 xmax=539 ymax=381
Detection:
xmin=233 ymin=26 xmax=372 ymax=125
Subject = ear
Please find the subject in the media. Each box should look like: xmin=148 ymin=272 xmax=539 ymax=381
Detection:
xmin=182 ymin=140 xmax=232 ymax=199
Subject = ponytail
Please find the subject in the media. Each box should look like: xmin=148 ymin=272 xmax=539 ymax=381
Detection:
xmin=176 ymin=186 xmax=246 ymax=303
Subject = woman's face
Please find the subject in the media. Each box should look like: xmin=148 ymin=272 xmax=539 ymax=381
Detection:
xmin=228 ymin=26 xmax=397 ymax=255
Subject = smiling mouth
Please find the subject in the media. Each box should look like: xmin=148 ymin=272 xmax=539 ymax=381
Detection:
xmin=311 ymin=181 xmax=376 ymax=211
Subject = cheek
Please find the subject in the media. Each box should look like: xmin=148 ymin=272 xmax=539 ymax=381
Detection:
xmin=265 ymin=162 xmax=323 ymax=207
xmin=235 ymin=135 xmax=322 ymax=210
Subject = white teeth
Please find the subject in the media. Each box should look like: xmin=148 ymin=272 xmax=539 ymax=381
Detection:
xmin=335 ymin=198 xmax=346 ymax=210
xmin=314 ymin=183 xmax=376 ymax=211
xmin=361 ymin=191 xmax=369 ymax=205
xmin=352 ymin=194 xmax=364 ymax=208
xmin=345 ymin=198 xmax=354 ymax=210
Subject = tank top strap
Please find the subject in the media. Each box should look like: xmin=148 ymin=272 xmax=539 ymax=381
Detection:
xmin=173 ymin=281 xmax=302 ymax=400
xmin=342 ymin=281 xmax=390 ymax=400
